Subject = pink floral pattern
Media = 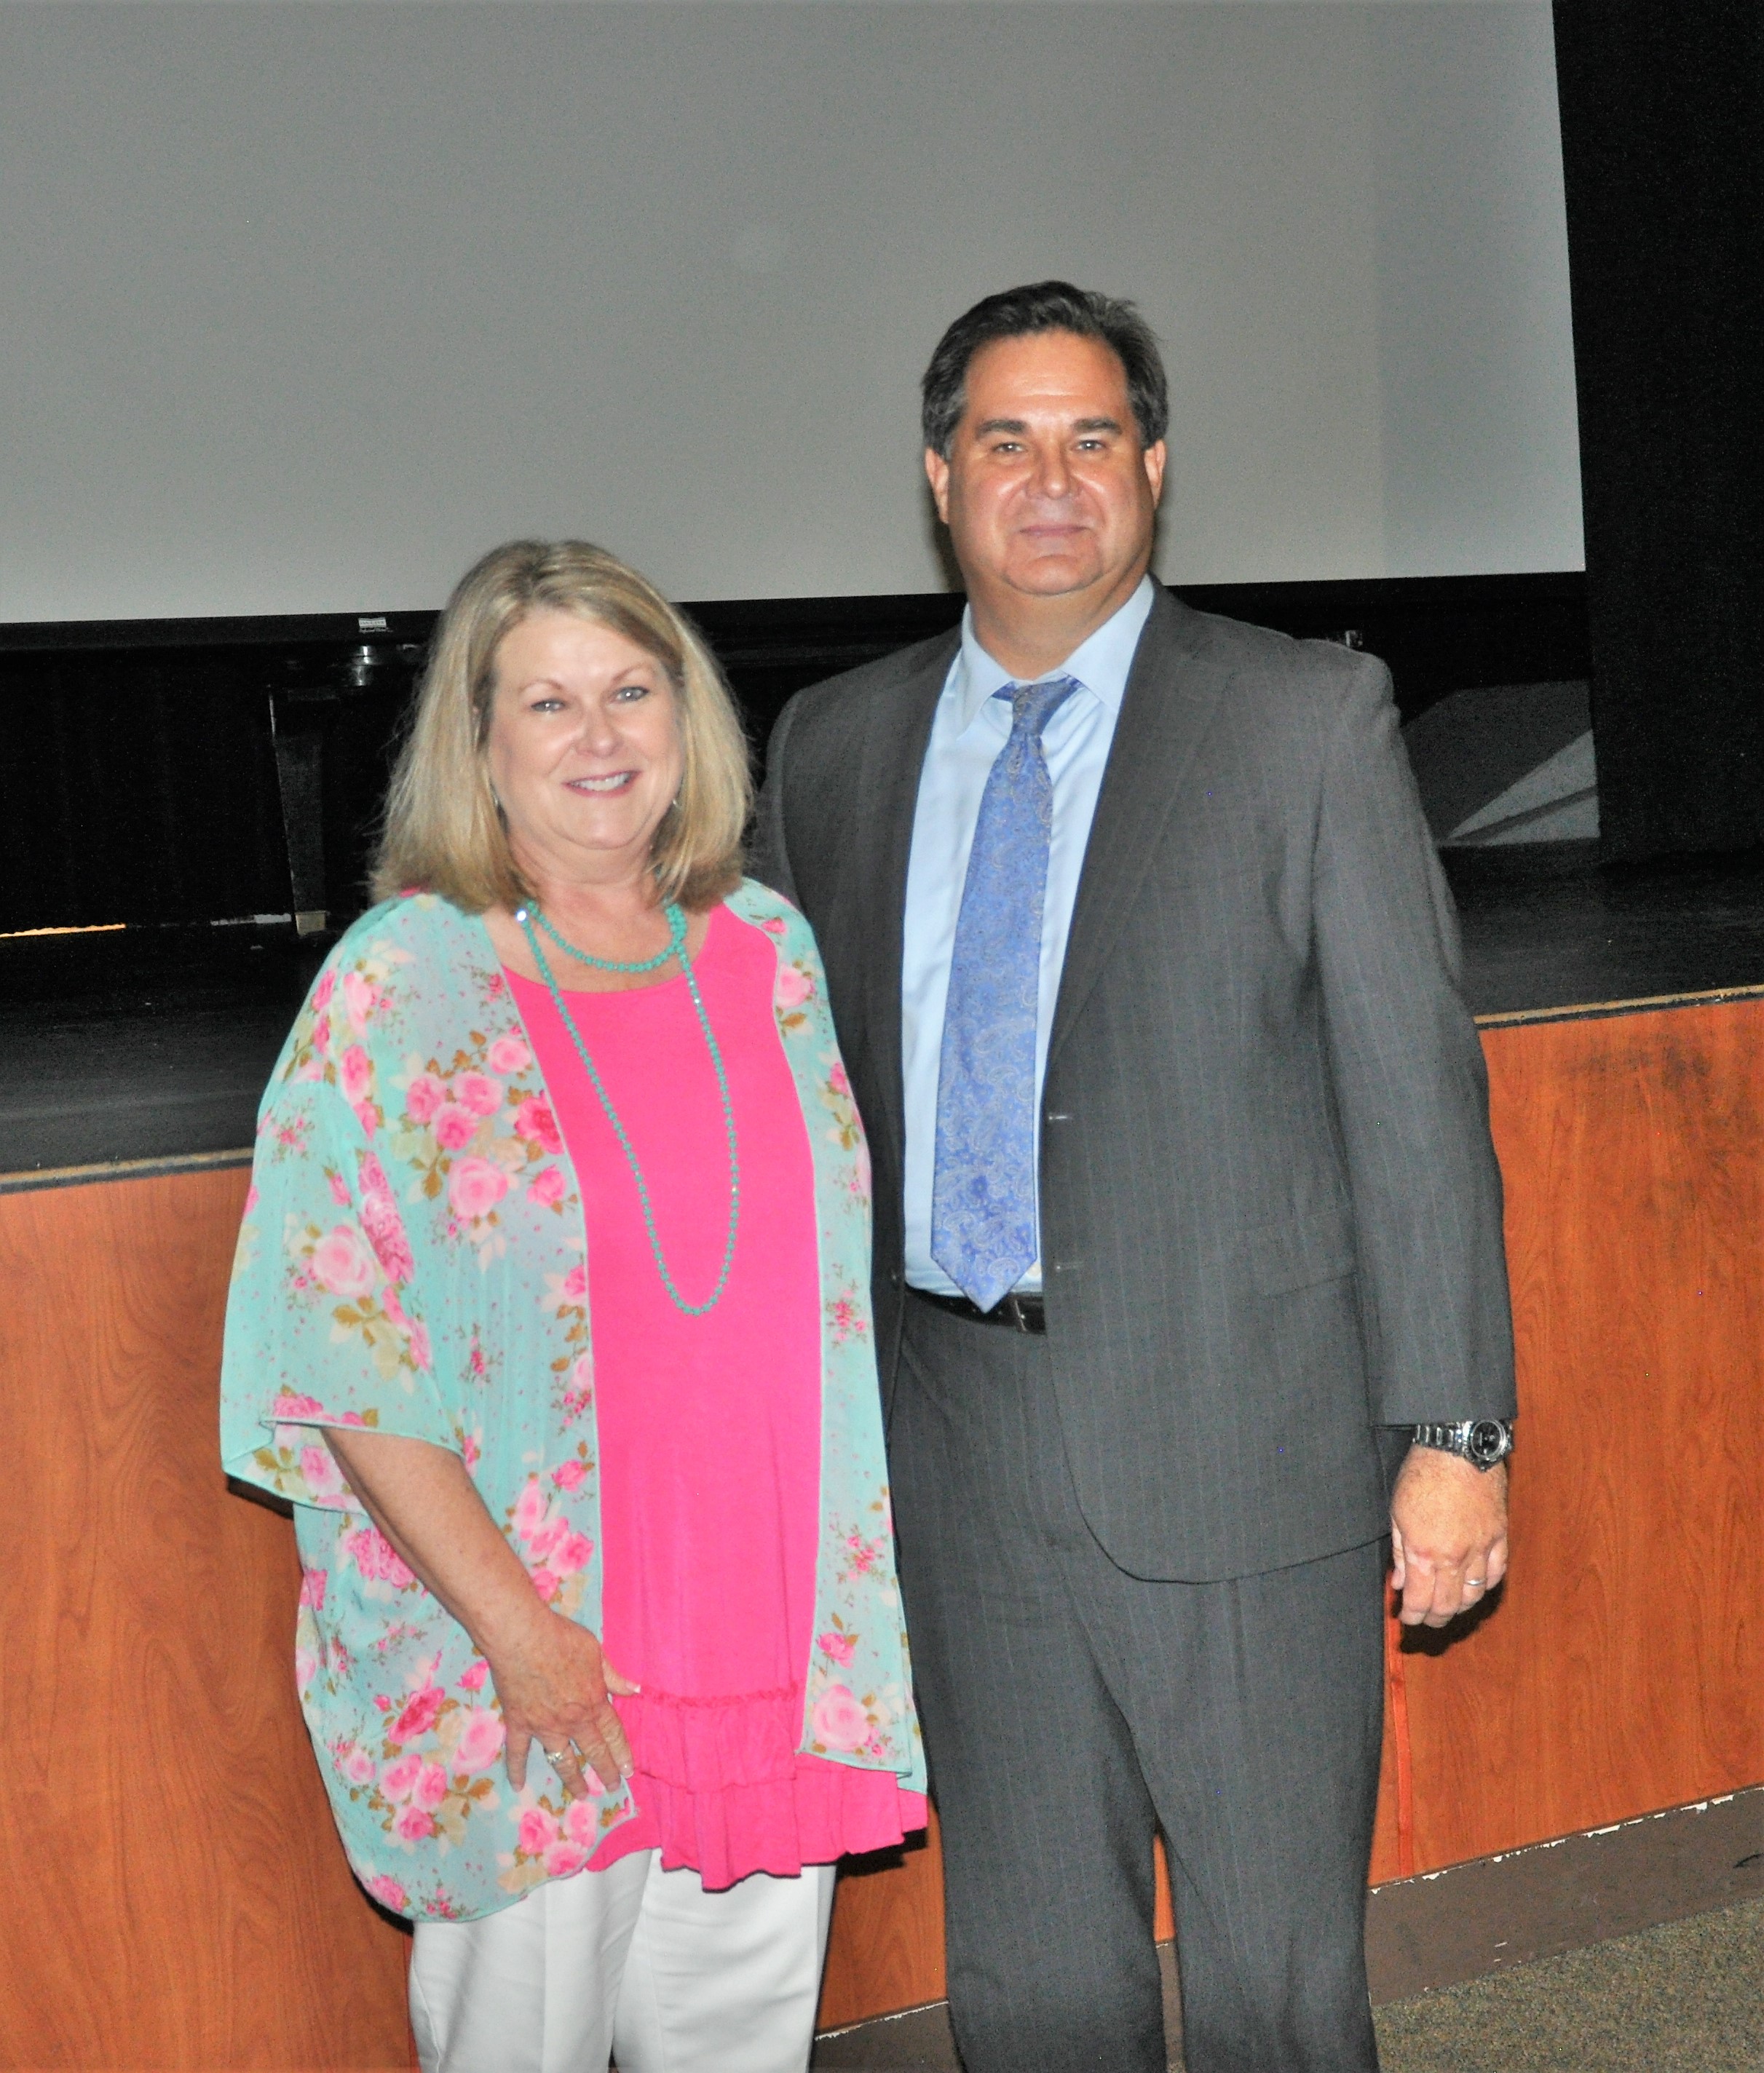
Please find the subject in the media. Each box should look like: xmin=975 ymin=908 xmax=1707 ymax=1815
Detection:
xmin=826 ymin=1289 xmax=867 ymax=1345
xmin=773 ymin=956 xmax=816 ymax=1034
xmin=810 ymin=1684 xmax=871 ymax=1753
xmin=816 ymin=1627 xmax=857 ymax=1667
xmin=221 ymin=884 xmax=922 ymax=1925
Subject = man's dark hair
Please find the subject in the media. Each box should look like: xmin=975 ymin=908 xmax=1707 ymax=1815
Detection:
xmin=920 ymin=281 xmax=1169 ymax=459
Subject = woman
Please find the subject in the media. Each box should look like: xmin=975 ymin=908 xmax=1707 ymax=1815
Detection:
xmin=221 ymin=540 xmax=925 ymax=2073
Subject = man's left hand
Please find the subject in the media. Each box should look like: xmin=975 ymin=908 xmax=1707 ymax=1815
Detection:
xmin=1389 ymin=1447 xmax=1508 ymax=1627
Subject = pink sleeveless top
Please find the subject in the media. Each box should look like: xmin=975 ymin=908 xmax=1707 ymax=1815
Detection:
xmin=510 ymin=904 xmax=925 ymax=1887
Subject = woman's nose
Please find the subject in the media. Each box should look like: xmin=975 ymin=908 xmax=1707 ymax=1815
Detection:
xmin=577 ymin=706 xmax=621 ymax=756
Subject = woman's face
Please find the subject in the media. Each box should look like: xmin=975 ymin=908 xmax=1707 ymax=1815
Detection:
xmin=486 ymin=609 xmax=685 ymax=892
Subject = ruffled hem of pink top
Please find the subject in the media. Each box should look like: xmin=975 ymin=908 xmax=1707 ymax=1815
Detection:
xmin=588 ymin=1684 xmax=927 ymax=1890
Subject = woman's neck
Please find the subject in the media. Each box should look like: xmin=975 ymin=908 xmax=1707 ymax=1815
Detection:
xmin=486 ymin=865 xmax=710 ymax=994
xmin=531 ymin=871 xmax=663 ymax=948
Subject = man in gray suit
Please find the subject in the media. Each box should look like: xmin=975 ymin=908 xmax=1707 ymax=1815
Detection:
xmin=753 ymin=282 xmax=1515 ymax=2072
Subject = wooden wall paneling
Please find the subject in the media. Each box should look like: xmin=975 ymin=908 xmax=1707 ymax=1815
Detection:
xmin=4 ymin=996 xmax=1755 ymax=2055
xmin=815 ymin=1813 xmax=947 ymax=2032
xmin=1152 ymin=1839 xmax=1174 ymax=1943
xmin=0 ymin=1170 xmax=414 ymax=2072
xmin=1399 ymin=1000 xmax=1763 ymax=1871
xmin=1367 ymin=1625 xmax=1407 ymax=1887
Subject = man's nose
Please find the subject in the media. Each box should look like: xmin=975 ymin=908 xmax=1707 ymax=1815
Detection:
xmin=1030 ymin=443 xmax=1073 ymax=498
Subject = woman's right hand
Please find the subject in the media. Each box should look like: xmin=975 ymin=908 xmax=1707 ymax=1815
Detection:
xmin=486 ymin=1603 xmax=640 ymax=1801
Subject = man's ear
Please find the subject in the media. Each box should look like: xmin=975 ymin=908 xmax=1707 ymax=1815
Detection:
xmin=1142 ymin=439 xmax=1168 ymax=507
xmin=924 ymin=446 xmax=952 ymax=526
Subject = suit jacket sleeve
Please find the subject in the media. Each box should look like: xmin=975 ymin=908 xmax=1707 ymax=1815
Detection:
xmin=1312 ymin=660 xmax=1516 ymax=1426
xmin=748 ymin=696 xmax=801 ymax=907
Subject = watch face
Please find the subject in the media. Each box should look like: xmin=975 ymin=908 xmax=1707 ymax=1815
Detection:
xmin=1468 ymin=1419 xmax=1508 ymax=1465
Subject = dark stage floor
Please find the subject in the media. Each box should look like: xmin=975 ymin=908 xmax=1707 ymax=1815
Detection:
xmin=3 ymin=843 xmax=1762 ymax=1181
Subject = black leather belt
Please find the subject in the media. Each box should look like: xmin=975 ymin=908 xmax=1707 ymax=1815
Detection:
xmin=907 ymin=1285 xmax=1046 ymax=1334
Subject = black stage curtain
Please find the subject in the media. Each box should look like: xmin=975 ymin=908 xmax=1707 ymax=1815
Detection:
xmin=1551 ymin=1 xmax=1762 ymax=861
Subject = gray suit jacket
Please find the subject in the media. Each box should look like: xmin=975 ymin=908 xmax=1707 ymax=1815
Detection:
xmin=753 ymin=584 xmax=1515 ymax=1582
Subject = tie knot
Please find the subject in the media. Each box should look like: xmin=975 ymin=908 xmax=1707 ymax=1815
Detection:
xmin=1001 ymin=675 xmax=1081 ymax=742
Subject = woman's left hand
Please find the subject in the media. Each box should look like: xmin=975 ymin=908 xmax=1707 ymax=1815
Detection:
xmin=322 ymin=1424 xmax=638 ymax=1793
xmin=484 ymin=1601 xmax=638 ymax=1799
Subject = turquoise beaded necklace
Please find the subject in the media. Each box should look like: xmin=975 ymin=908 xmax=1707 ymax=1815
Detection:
xmin=516 ymin=901 xmax=739 ymax=1317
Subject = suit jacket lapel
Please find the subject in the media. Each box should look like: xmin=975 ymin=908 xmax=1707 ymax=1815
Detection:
xmin=1048 ymin=588 xmax=1225 ymax=1070
xmin=854 ymin=635 xmax=957 ymax=1165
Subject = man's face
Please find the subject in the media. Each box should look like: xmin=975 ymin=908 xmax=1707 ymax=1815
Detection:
xmin=925 ymin=328 xmax=1165 ymax=609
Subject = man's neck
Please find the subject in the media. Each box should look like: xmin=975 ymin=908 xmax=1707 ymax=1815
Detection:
xmin=965 ymin=567 xmax=1149 ymax=681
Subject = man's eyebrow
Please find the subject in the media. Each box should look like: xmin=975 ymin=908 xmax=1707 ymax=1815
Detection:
xmin=969 ymin=413 xmax=1126 ymax=438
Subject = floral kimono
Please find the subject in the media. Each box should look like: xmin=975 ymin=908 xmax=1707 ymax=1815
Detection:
xmin=220 ymin=883 xmax=923 ymax=1922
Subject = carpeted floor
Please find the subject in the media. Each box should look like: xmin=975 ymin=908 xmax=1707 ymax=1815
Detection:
xmin=813 ymin=1899 xmax=1763 ymax=2071
xmin=1372 ymin=1898 xmax=1763 ymax=2073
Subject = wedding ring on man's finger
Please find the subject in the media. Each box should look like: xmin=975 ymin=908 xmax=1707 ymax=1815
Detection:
xmin=1466 ymin=1579 xmax=1485 ymax=1590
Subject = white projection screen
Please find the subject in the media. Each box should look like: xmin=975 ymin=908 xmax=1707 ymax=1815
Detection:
xmin=0 ymin=0 xmax=1583 ymax=623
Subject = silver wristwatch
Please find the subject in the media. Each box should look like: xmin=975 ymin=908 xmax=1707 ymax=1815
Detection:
xmin=1411 ymin=1418 xmax=1514 ymax=1471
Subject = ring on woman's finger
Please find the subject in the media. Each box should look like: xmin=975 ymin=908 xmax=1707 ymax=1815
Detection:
xmin=544 ymin=1745 xmax=579 ymax=1766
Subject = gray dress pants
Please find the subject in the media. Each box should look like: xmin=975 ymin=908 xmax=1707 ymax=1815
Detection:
xmin=889 ymin=1296 xmax=1385 ymax=2073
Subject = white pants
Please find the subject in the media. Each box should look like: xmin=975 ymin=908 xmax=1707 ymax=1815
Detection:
xmin=408 ymin=1852 xmax=838 ymax=2073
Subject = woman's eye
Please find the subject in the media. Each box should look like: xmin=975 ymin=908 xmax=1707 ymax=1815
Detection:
xmin=614 ymin=682 xmax=650 ymax=702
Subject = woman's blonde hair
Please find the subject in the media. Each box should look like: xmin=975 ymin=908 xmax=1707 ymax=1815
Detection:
xmin=373 ymin=540 xmax=749 ymax=913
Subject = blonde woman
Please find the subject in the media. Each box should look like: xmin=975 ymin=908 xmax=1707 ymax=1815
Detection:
xmin=221 ymin=541 xmax=925 ymax=2073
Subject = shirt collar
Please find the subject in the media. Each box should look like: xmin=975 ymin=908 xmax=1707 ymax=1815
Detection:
xmin=952 ymin=574 xmax=1157 ymax=732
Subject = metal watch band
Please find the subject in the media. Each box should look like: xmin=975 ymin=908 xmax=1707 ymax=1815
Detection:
xmin=1411 ymin=1418 xmax=1514 ymax=1470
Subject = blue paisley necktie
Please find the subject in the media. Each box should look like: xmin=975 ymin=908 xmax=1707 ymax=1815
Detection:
xmin=930 ymin=675 xmax=1081 ymax=1310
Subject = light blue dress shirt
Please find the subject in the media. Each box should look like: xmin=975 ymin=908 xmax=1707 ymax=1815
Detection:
xmin=901 ymin=576 xmax=1155 ymax=1295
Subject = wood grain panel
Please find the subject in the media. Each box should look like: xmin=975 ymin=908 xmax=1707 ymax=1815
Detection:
xmin=3 ymin=996 xmax=1756 ymax=2052
xmin=1397 ymin=999 xmax=1763 ymax=1871
xmin=1368 ymin=1613 xmax=1409 ymax=1887
xmin=0 ymin=1169 xmax=414 ymax=2072
xmin=816 ymin=1812 xmax=947 ymax=2030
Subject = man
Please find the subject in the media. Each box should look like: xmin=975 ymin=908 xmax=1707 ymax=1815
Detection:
xmin=753 ymin=282 xmax=1515 ymax=2072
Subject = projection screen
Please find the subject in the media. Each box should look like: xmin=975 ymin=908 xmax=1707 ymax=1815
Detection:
xmin=0 ymin=0 xmax=1582 ymax=623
